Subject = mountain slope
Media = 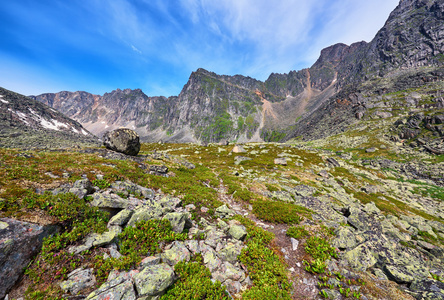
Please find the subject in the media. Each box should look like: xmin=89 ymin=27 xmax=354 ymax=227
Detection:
xmin=0 ymin=87 xmax=99 ymax=149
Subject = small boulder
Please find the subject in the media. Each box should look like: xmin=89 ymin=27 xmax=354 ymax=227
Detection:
xmin=228 ymin=224 xmax=247 ymax=241
xmin=133 ymin=263 xmax=175 ymax=297
xmin=59 ymin=268 xmax=96 ymax=295
xmin=215 ymin=205 xmax=235 ymax=219
xmin=103 ymin=128 xmax=140 ymax=156
xmin=274 ymin=158 xmax=287 ymax=166
xmin=162 ymin=241 xmax=191 ymax=266
xmin=149 ymin=165 xmax=168 ymax=176
xmin=162 ymin=212 xmax=191 ymax=233
xmin=232 ymin=145 xmax=246 ymax=153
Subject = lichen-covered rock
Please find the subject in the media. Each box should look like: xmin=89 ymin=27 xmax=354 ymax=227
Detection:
xmin=228 ymin=225 xmax=247 ymax=241
xmin=204 ymin=227 xmax=226 ymax=248
xmin=162 ymin=212 xmax=191 ymax=233
xmin=69 ymin=179 xmax=95 ymax=199
xmin=90 ymin=192 xmax=129 ymax=211
xmin=343 ymin=242 xmax=377 ymax=271
xmin=410 ymin=279 xmax=444 ymax=300
xmin=384 ymin=264 xmax=429 ymax=284
xmin=108 ymin=209 xmax=134 ymax=227
xmin=126 ymin=204 xmax=165 ymax=227
xmin=111 ymin=181 xmax=155 ymax=199
xmin=157 ymin=196 xmax=182 ymax=210
xmin=185 ymin=239 xmax=201 ymax=255
xmin=86 ymin=270 xmax=139 ymax=300
xmin=92 ymin=226 xmax=122 ymax=247
xmin=203 ymin=248 xmax=223 ymax=272
xmin=140 ymin=256 xmax=161 ymax=269
xmin=0 ymin=218 xmax=53 ymax=299
xmin=331 ymin=227 xmax=357 ymax=250
xmin=162 ymin=241 xmax=191 ymax=266
xmin=218 ymin=243 xmax=242 ymax=263
xmin=59 ymin=268 xmax=96 ymax=294
xmin=103 ymin=128 xmax=140 ymax=156
xmin=215 ymin=205 xmax=235 ymax=218
xmin=133 ymin=264 xmax=175 ymax=297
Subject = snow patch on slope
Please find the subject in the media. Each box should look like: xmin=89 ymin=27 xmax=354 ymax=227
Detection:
xmin=0 ymin=95 xmax=9 ymax=104
xmin=28 ymin=108 xmax=70 ymax=130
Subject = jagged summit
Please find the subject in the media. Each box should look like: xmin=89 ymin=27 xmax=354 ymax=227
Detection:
xmin=30 ymin=0 xmax=444 ymax=145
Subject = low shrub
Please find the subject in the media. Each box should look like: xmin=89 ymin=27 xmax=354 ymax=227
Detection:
xmin=252 ymin=200 xmax=311 ymax=224
xmin=161 ymin=255 xmax=229 ymax=299
xmin=286 ymin=226 xmax=309 ymax=239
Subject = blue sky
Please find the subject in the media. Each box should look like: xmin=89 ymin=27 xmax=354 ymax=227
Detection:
xmin=0 ymin=0 xmax=399 ymax=97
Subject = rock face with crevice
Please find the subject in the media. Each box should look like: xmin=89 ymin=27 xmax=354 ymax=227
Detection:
xmin=0 ymin=219 xmax=55 ymax=299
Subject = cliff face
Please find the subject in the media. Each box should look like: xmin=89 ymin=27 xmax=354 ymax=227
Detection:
xmin=32 ymin=0 xmax=444 ymax=144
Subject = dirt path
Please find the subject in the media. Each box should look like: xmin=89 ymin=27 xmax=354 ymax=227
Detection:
xmin=215 ymin=181 xmax=319 ymax=299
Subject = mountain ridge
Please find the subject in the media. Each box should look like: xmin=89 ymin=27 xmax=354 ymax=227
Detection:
xmin=30 ymin=0 xmax=444 ymax=144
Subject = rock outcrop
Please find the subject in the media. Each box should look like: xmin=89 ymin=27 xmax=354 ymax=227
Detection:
xmin=0 ymin=219 xmax=55 ymax=299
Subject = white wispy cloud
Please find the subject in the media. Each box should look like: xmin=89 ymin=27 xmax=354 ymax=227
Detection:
xmin=0 ymin=0 xmax=400 ymax=97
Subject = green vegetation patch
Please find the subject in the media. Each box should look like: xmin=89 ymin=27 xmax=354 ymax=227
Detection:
xmin=161 ymin=254 xmax=229 ymax=299
xmin=286 ymin=225 xmax=309 ymax=239
xmin=252 ymin=199 xmax=312 ymax=224
xmin=235 ymin=216 xmax=291 ymax=300
xmin=95 ymin=219 xmax=187 ymax=282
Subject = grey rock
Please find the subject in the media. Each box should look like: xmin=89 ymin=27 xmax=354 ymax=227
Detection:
xmin=60 ymin=268 xmax=96 ymax=294
xmin=103 ymin=128 xmax=140 ymax=156
xmin=228 ymin=225 xmax=247 ymax=241
xmin=274 ymin=158 xmax=287 ymax=166
xmin=232 ymin=145 xmax=246 ymax=153
xmin=90 ymin=192 xmax=129 ymax=211
xmin=126 ymin=204 xmax=165 ymax=227
xmin=332 ymin=227 xmax=357 ymax=250
xmin=215 ymin=205 xmax=235 ymax=218
xmin=326 ymin=157 xmax=340 ymax=167
xmin=140 ymin=256 xmax=161 ymax=268
xmin=150 ymin=165 xmax=169 ymax=176
xmin=218 ymin=243 xmax=242 ymax=263
xmin=86 ymin=270 xmax=139 ymax=300
xmin=162 ymin=212 xmax=191 ymax=233
xmin=162 ymin=241 xmax=191 ymax=266
xmin=290 ymin=238 xmax=299 ymax=251
xmin=0 ymin=218 xmax=54 ymax=299
xmin=234 ymin=156 xmax=252 ymax=165
xmin=108 ymin=209 xmax=134 ymax=227
xmin=133 ymin=263 xmax=175 ymax=297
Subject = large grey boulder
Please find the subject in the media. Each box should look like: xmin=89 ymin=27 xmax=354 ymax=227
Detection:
xmin=103 ymin=128 xmax=140 ymax=156
xmin=0 ymin=218 xmax=54 ymax=299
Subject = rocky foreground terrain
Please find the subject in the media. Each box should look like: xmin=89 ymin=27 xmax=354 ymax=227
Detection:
xmin=0 ymin=132 xmax=443 ymax=299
